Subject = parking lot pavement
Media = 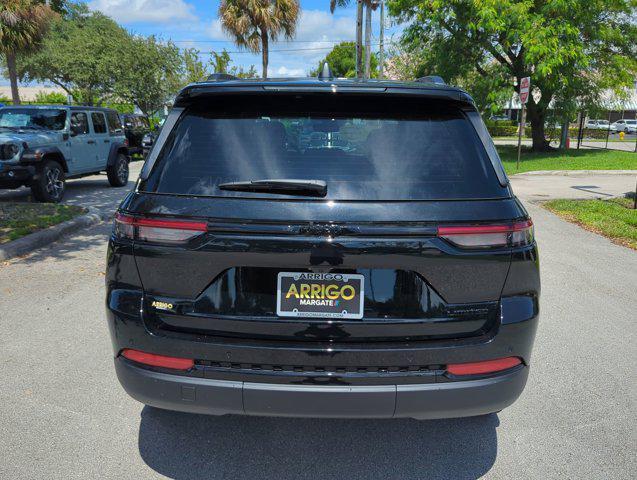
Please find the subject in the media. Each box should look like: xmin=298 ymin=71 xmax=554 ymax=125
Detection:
xmin=0 ymin=160 xmax=144 ymax=215
xmin=494 ymin=136 xmax=637 ymax=152
xmin=510 ymin=171 xmax=637 ymax=201
xmin=0 ymin=196 xmax=635 ymax=479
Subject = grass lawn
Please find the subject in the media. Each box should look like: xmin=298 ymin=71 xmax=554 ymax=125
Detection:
xmin=544 ymin=197 xmax=637 ymax=250
xmin=496 ymin=146 xmax=637 ymax=174
xmin=0 ymin=203 xmax=86 ymax=244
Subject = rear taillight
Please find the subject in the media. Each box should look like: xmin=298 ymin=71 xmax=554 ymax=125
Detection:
xmin=447 ymin=357 xmax=522 ymax=376
xmin=437 ymin=220 xmax=533 ymax=248
xmin=114 ymin=213 xmax=207 ymax=244
xmin=121 ymin=349 xmax=194 ymax=371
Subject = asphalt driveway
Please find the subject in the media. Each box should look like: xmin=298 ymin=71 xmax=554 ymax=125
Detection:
xmin=0 ymin=175 xmax=635 ymax=479
xmin=0 ymin=160 xmax=144 ymax=215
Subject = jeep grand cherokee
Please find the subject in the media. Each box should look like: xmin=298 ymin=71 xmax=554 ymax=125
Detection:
xmin=105 ymin=75 xmax=540 ymax=419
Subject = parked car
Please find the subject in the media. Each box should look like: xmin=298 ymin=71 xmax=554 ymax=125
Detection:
xmin=0 ymin=105 xmax=129 ymax=202
xmin=141 ymin=129 xmax=158 ymax=157
xmin=611 ymin=119 xmax=637 ymax=133
xmin=585 ymin=119 xmax=612 ymax=130
xmin=489 ymin=114 xmax=510 ymax=122
xmin=121 ymin=113 xmax=151 ymax=156
xmin=106 ymin=75 xmax=540 ymax=419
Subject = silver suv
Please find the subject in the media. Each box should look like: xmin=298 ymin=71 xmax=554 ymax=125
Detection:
xmin=0 ymin=105 xmax=129 ymax=202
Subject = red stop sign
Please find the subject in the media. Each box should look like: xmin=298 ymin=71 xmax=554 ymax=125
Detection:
xmin=519 ymin=77 xmax=530 ymax=104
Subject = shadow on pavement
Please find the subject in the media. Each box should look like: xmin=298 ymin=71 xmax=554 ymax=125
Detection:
xmin=8 ymin=222 xmax=111 ymax=264
xmin=0 ymin=177 xmax=134 ymax=214
xmin=138 ymin=407 xmax=499 ymax=480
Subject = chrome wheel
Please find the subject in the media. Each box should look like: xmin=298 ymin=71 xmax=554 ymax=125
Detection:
xmin=117 ymin=158 xmax=128 ymax=183
xmin=45 ymin=167 xmax=64 ymax=199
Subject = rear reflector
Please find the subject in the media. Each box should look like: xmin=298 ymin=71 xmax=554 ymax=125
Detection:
xmin=121 ymin=349 xmax=194 ymax=371
xmin=114 ymin=213 xmax=207 ymax=244
xmin=438 ymin=220 xmax=533 ymax=248
xmin=447 ymin=357 xmax=522 ymax=376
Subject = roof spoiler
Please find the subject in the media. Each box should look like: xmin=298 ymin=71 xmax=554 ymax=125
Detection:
xmin=206 ymin=73 xmax=239 ymax=82
xmin=415 ymin=76 xmax=446 ymax=85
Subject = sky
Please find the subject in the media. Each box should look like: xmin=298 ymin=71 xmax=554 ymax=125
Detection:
xmin=1 ymin=0 xmax=404 ymax=87
xmin=85 ymin=0 xmax=401 ymax=77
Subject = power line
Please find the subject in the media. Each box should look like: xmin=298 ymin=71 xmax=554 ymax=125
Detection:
xmin=172 ymin=39 xmax=357 ymax=44
xmin=196 ymin=41 xmax=398 ymax=54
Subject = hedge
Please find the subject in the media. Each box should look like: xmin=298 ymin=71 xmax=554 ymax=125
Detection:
xmin=487 ymin=125 xmax=610 ymax=140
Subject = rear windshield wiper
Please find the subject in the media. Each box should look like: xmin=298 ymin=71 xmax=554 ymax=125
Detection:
xmin=218 ymin=179 xmax=327 ymax=197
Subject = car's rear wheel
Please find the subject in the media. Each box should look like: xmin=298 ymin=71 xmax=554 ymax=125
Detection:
xmin=107 ymin=153 xmax=129 ymax=187
xmin=31 ymin=160 xmax=65 ymax=203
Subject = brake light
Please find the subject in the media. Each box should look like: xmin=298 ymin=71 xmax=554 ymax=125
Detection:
xmin=121 ymin=349 xmax=194 ymax=371
xmin=438 ymin=220 xmax=533 ymax=248
xmin=447 ymin=357 xmax=522 ymax=376
xmin=114 ymin=213 xmax=207 ymax=244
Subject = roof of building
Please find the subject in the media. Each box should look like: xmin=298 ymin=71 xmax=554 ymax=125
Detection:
xmin=0 ymin=104 xmax=118 ymax=112
xmin=0 ymin=86 xmax=66 ymax=102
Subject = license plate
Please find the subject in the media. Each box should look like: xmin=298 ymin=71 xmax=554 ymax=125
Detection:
xmin=277 ymin=272 xmax=364 ymax=319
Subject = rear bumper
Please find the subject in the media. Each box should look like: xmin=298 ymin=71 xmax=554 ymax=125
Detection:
xmin=115 ymin=357 xmax=529 ymax=419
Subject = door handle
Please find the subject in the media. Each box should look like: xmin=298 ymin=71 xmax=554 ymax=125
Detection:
xmin=87 ymin=140 xmax=96 ymax=144
xmin=104 ymin=139 xmax=110 ymax=143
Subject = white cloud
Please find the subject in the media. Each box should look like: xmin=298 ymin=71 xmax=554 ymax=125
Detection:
xmin=88 ymin=0 xmax=196 ymax=24
xmin=275 ymin=66 xmax=306 ymax=77
xmin=293 ymin=10 xmax=355 ymax=44
xmin=207 ymin=19 xmax=226 ymax=40
xmin=207 ymin=9 xmax=355 ymax=48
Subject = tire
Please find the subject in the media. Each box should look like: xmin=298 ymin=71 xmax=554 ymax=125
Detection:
xmin=107 ymin=153 xmax=129 ymax=187
xmin=30 ymin=160 xmax=65 ymax=203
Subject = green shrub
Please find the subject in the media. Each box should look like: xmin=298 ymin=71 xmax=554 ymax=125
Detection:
xmin=34 ymin=91 xmax=68 ymax=104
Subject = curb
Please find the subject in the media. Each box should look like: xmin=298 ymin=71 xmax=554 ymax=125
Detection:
xmin=512 ymin=170 xmax=637 ymax=177
xmin=0 ymin=206 xmax=110 ymax=262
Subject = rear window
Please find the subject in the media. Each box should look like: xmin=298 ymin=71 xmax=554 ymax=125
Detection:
xmin=91 ymin=112 xmax=107 ymax=134
xmin=106 ymin=111 xmax=123 ymax=134
xmin=141 ymin=95 xmax=507 ymax=201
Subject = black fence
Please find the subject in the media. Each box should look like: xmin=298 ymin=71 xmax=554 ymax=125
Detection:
xmin=575 ymin=113 xmax=637 ymax=153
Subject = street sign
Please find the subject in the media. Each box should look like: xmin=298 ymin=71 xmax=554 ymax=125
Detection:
xmin=516 ymin=76 xmax=531 ymax=170
xmin=519 ymin=77 xmax=531 ymax=104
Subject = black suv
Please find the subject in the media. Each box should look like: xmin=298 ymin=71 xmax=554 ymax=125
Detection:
xmin=121 ymin=114 xmax=150 ymax=156
xmin=106 ymin=76 xmax=540 ymax=419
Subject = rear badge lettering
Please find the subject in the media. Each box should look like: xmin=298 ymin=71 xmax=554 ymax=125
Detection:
xmin=151 ymin=300 xmax=174 ymax=310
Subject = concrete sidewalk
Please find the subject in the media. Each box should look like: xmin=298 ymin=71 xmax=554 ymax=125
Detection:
xmin=510 ymin=170 xmax=636 ymax=201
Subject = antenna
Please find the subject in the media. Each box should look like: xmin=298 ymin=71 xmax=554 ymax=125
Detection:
xmin=318 ymin=63 xmax=334 ymax=80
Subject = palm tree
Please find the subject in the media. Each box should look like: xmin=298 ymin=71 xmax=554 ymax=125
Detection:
xmin=219 ymin=0 xmax=300 ymax=79
xmin=0 ymin=0 xmax=55 ymax=104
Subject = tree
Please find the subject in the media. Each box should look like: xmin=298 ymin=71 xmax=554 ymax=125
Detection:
xmin=0 ymin=0 xmax=55 ymax=104
xmin=115 ymin=35 xmax=182 ymax=117
xmin=210 ymin=49 xmax=258 ymax=78
xmin=389 ymin=0 xmax=637 ymax=151
xmin=182 ymin=48 xmax=209 ymax=84
xmin=312 ymin=42 xmax=378 ymax=78
xmin=218 ymin=0 xmax=300 ymax=78
xmin=19 ymin=5 xmax=130 ymax=105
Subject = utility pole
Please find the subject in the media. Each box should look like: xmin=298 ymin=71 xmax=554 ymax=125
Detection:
xmin=379 ymin=0 xmax=385 ymax=79
xmin=364 ymin=2 xmax=372 ymax=79
xmin=356 ymin=0 xmax=363 ymax=79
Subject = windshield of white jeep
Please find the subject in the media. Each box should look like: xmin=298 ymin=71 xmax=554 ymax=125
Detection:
xmin=142 ymin=95 xmax=507 ymax=201
xmin=0 ymin=108 xmax=67 ymax=131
